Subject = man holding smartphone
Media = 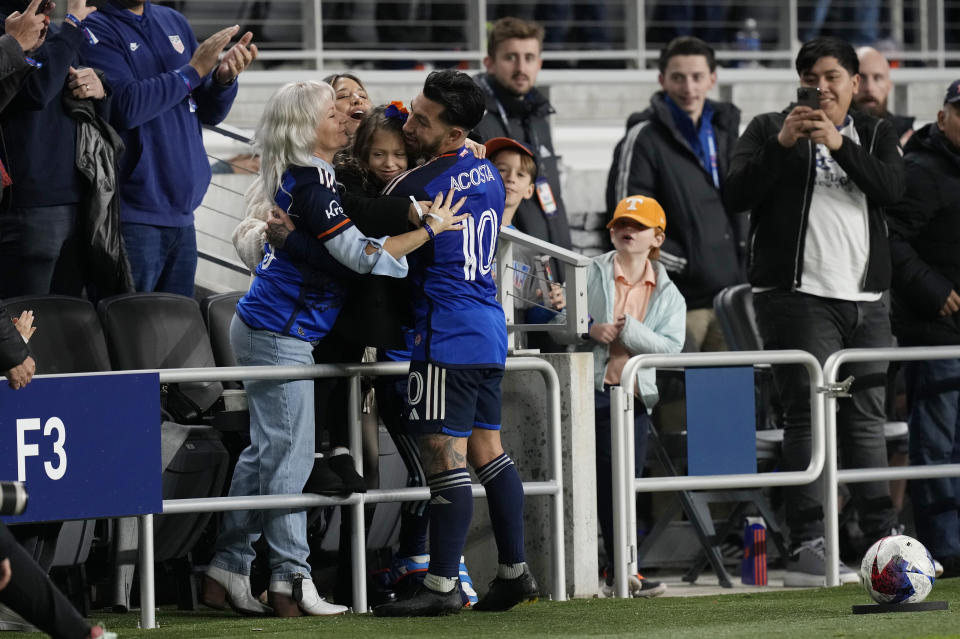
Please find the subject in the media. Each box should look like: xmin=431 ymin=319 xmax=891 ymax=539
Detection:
xmin=725 ymin=37 xmax=905 ymax=587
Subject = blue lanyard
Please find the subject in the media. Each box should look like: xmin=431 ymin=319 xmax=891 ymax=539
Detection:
xmin=706 ymin=129 xmax=719 ymax=189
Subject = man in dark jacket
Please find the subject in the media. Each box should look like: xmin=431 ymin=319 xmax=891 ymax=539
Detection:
xmin=726 ymin=37 xmax=905 ymax=587
xmin=472 ymin=16 xmax=571 ymax=256
xmin=887 ymin=80 xmax=960 ymax=576
xmin=606 ymin=36 xmax=745 ymax=351
xmin=0 ymin=0 xmax=106 ymax=298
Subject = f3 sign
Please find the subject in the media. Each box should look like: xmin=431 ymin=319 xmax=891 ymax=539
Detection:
xmin=0 ymin=373 xmax=162 ymax=523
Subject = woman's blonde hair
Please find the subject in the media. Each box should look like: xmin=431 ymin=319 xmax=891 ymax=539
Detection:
xmin=246 ymin=80 xmax=335 ymax=211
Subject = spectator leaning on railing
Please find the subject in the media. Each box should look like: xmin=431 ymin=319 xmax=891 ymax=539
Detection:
xmin=82 ymin=0 xmax=257 ymax=297
xmin=725 ymin=36 xmax=905 ymax=587
xmin=886 ymin=79 xmax=960 ymax=578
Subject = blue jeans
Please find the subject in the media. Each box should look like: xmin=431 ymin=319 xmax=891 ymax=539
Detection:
xmin=0 ymin=204 xmax=83 ymax=297
xmin=121 ymin=222 xmax=197 ymax=297
xmin=595 ymin=388 xmax=650 ymax=576
xmin=753 ymin=291 xmax=897 ymax=543
xmin=905 ymin=358 xmax=960 ymax=558
xmin=211 ymin=315 xmax=317 ymax=584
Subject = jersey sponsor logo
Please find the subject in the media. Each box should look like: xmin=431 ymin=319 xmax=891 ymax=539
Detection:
xmin=448 ymin=163 xmax=496 ymax=193
xmin=325 ymin=198 xmax=344 ymax=219
xmin=168 ymin=35 xmax=184 ymax=54
xmin=129 ymin=42 xmax=140 ymax=51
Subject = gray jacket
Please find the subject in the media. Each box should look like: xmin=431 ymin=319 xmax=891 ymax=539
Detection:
xmin=587 ymin=253 xmax=686 ymax=411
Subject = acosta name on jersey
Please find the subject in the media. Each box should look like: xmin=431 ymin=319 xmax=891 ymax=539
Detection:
xmin=449 ymin=163 xmax=496 ymax=193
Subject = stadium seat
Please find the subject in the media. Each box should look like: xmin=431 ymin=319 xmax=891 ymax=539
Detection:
xmin=97 ymin=292 xmax=230 ymax=610
xmin=199 ymin=291 xmax=243 ymax=370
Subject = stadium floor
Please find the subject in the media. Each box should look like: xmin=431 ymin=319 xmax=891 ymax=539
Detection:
xmin=657 ymin=568 xmax=799 ymax=597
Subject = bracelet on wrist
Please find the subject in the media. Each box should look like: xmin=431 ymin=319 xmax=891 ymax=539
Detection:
xmin=424 ymin=223 xmax=436 ymax=240
xmin=64 ymin=13 xmax=81 ymax=28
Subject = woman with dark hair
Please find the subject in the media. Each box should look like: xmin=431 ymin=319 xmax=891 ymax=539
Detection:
xmin=324 ymin=72 xmax=372 ymax=139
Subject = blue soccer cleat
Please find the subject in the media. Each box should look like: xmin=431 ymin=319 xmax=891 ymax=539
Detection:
xmin=459 ymin=557 xmax=479 ymax=607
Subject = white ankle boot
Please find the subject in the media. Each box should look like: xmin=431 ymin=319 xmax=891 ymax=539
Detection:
xmin=203 ymin=565 xmax=273 ymax=616
xmin=268 ymin=575 xmax=347 ymax=617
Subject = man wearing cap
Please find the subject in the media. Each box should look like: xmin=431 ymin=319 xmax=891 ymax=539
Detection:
xmin=606 ymin=36 xmax=745 ymax=353
xmin=886 ymin=80 xmax=960 ymax=576
xmin=854 ymin=46 xmax=915 ymax=146
xmin=725 ymin=37 xmax=905 ymax=586
xmin=587 ymin=195 xmax=685 ymax=598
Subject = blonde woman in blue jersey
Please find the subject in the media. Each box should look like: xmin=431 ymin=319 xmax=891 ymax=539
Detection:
xmin=375 ymin=70 xmax=539 ymax=617
xmin=201 ymin=80 xmax=466 ymax=618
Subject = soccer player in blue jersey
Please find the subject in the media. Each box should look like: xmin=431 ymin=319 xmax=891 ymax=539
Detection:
xmin=374 ymin=70 xmax=539 ymax=617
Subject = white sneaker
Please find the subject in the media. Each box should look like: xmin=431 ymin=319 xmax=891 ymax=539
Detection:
xmin=269 ymin=575 xmax=348 ymax=617
xmin=783 ymin=537 xmax=859 ymax=587
xmin=934 ymin=558 xmax=944 ymax=578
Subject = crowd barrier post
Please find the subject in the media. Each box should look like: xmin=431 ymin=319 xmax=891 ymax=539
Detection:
xmin=821 ymin=345 xmax=960 ymax=588
xmin=133 ymin=356 xmax=564 ymax=628
xmin=610 ymin=350 xmax=824 ymax=598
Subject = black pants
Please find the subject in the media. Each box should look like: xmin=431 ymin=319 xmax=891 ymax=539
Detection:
xmin=595 ymin=388 xmax=650 ymax=577
xmin=0 ymin=521 xmax=88 ymax=639
xmin=753 ymin=290 xmax=898 ymax=543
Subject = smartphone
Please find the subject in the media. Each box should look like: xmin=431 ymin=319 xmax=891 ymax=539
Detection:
xmin=796 ymin=86 xmax=821 ymax=110
xmin=36 ymin=0 xmax=51 ymax=14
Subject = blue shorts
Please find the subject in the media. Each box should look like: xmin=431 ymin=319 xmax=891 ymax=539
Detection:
xmin=404 ymin=361 xmax=503 ymax=437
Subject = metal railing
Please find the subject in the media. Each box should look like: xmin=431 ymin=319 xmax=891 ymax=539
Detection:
xmin=821 ymin=345 xmax=960 ymax=588
xmin=129 ymin=356 xmax=564 ymax=629
xmin=172 ymin=0 xmax=956 ymax=70
xmin=609 ymin=350 xmax=824 ymax=598
xmin=496 ymin=227 xmax=591 ymax=349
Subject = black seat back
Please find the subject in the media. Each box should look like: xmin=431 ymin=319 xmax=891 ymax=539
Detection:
xmin=4 ymin=295 xmax=111 ymax=374
xmin=713 ymin=284 xmax=762 ymax=351
xmin=97 ymin=292 xmax=223 ymax=414
xmin=200 ymin=291 xmax=244 ymax=369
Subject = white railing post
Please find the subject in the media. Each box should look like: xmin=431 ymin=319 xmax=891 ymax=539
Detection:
xmin=138 ymin=514 xmax=156 ymax=630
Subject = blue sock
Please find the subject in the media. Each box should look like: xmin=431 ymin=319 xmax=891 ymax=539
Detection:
xmin=426 ymin=468 xmax=473 ymax=579
xmin=397 ymin=507 xmax=430 ymax=558
xmin=477 ymin=453 xmax=526 ymax=565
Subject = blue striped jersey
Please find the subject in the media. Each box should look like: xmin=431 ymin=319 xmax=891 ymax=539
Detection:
xmin=383 ymin=145 xmax=507 ymax=368
xmin=238 ymin=160 xmax=408 ymax=341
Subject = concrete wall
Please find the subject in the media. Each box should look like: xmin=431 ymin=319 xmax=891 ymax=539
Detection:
xmin=463 ymin=352 xmax=599 ymax=600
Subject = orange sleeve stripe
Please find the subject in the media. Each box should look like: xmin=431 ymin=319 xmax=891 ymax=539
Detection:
xmin=316 ymin=218 xmax=351 ymax=240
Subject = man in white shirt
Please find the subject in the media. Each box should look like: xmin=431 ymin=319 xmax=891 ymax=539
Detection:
xmin=725 ymin=37 xmax=905 ymax=587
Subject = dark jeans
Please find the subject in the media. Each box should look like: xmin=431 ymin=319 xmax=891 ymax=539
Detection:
xmin=121 ymin=222 xmax=197 ymax=297
xmin=904 ymin=358 xmax=960 ymax=558
xmin=0 ymin=204 xmax=83 ymax=298
xmin=595 ymin=387 xmax=649 ymax=576
xmin=753 ymin=290 xmax=897 ymax=543
xmin=0 ymin=522 xmax=89 ymax=639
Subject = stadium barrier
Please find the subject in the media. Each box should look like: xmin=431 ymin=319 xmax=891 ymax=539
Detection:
xmin=497 ymin=226 xmax=592 ymax=349
xmin=821 ymin=345 xmax=960 ymax=587
xmin=133 ymin=356 xmax=564 ymax=629
xmin=608 ymin=350 xmax=825 ymax=599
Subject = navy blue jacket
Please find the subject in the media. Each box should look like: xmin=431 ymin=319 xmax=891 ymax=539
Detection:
xmin=82 ymin=1 xmax=237 ymax=227
xmin=0 ymin=15 xmax=101 ymax=207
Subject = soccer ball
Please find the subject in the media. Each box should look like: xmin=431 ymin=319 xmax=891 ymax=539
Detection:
xmin=860 ymin=534 xmax=936 ymax=604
